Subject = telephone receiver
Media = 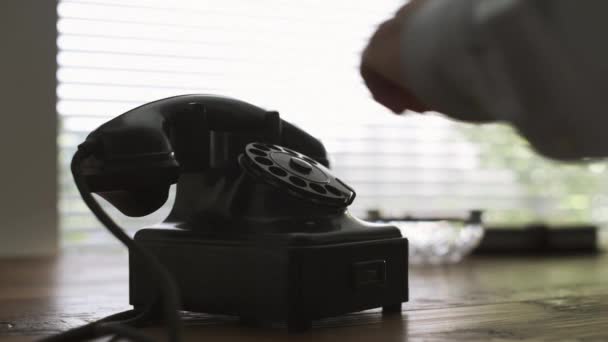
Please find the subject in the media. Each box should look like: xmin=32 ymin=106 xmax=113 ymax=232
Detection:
xmin=75 ymin=94 xmax=355 ymax=230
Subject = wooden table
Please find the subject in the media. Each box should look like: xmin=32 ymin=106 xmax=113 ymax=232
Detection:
xmin=1 ymin=250 xmax=606 ymax=341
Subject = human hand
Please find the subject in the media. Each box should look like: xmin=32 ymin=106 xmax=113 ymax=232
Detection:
xmin=360 ymin=1 xmax=430 ymax=114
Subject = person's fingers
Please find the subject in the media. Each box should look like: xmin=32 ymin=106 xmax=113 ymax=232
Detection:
xmin=360 ymin=60 xmax=429 ymax=113
xmin=360 ymin=5 xmax=431 ymax=114
xmin=360 ymin=64 xmax=408 ymax=113
xmin=362 ymin=0 xmax=498 ymax=123
xmin=395 ymin=0 xmax=425 ymax=18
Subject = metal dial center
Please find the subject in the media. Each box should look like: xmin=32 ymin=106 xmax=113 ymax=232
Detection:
xmin=289 ymin=157 xmax=313 ymax=174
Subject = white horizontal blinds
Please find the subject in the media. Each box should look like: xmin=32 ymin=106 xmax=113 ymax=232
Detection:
xmin=57 ymin=0 xmax=543 ymax=246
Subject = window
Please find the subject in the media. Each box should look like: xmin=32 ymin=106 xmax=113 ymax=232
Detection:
xmin=58 ymin=0 xmax=608 ymax=246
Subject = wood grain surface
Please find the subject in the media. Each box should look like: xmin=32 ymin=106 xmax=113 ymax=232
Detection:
xmin=0 ymin=250 xmax=606 ymax=341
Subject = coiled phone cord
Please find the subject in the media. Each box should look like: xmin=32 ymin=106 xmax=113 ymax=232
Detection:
xmin=40 ymin=143 xmax=183 ymax=342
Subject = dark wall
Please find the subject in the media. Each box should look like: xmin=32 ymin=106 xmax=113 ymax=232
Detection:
xmin=0 ymin=1 xmax=58 ymax=256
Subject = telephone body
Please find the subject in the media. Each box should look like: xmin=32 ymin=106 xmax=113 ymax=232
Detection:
xmin=74 ymin=95 xmax=408 ymax=332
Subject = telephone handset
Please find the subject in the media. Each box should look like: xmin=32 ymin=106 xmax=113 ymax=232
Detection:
xmin=68 ymin=95 xmax=408 ymax=340
xmin=78 ymin=94 xmax=329 ymax=217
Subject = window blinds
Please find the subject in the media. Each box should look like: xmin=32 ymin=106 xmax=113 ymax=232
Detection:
xmin=58 ymin=0 xmax=598 ymax=246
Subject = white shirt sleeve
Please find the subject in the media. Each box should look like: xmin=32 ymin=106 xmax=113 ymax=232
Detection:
xmin=400 ymin=0 xmax=608 ymax=160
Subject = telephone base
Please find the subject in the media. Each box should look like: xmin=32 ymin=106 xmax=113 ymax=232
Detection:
xmin=129 ymin=227 xmax=408 ymax=332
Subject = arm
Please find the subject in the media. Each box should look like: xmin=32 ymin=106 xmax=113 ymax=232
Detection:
xmin=362 ymin=0 xmax=608 ymax=160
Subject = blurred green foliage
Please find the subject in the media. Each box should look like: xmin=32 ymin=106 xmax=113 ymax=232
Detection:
xmin=461 ymin=123 xmax=608 ymax=225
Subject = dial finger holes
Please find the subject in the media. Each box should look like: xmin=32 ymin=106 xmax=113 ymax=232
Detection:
xmin=252 ymin=144 xmax=270 ymax=151
xmin=249 ymin=148 xmax=267 ymax=157
xmin=266 ymin=145 xmax=281 ymax=151
xmin=289 ymin=176 xmax=307 ymax=187
xmin=255 ymin=157 xmax=273 ymax=166
xmin=269 ymin=166 xmax=287 ymax=177
xmin=310 ymin=183 xmax=327 ymax=194
xmin=325 ymin=184 xmax=342 ymax=196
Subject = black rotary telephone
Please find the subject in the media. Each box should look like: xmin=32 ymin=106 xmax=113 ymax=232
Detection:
xmin=60 ymin=95 xmax=408 ymax=341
